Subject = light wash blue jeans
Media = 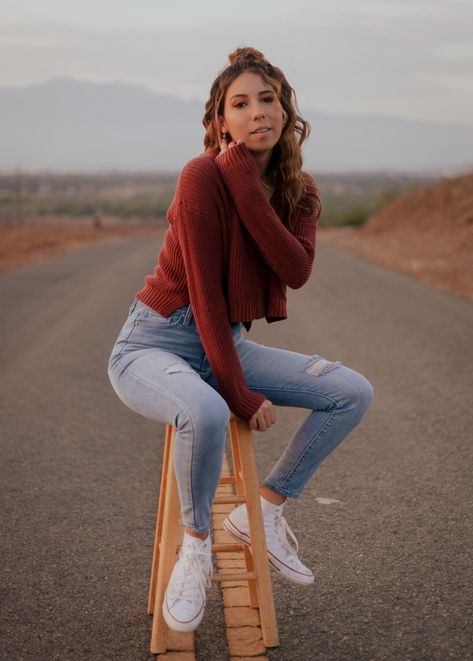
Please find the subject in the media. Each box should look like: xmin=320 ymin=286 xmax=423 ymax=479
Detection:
xmin=108 ymin=298 xmax=374 ymax=533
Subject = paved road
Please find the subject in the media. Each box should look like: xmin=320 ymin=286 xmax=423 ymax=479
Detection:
xmin=1 ymin=235 xmax=472 ymax=661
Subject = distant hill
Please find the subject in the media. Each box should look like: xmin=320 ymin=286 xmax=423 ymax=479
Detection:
xmin=1 ymin=78 xmax=472 ymax=174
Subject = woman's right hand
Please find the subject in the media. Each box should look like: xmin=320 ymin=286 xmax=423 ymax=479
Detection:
xmin=248 ymin=398 xmax=276 ymax=432
xmin=217 ymin=135 xmax=244 ymax=158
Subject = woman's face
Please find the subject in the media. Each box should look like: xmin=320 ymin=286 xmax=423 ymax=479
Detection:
xmin=219 ymin=71 xmax=286 ymax=154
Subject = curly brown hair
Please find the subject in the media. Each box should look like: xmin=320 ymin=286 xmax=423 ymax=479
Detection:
xmin=202 ymin=46 xmax=321 ymax=219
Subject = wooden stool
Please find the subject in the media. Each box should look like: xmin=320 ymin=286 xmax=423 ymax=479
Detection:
xmin=147 ymin=412 xmax=279 ymax=654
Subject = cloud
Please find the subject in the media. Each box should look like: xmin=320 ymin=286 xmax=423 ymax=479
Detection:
xmin=0 ymin=1 xmax=472 ymax=126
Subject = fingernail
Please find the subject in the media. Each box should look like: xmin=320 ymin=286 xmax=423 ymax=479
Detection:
xmin=237 ymin=138 xmax=243 ymax=145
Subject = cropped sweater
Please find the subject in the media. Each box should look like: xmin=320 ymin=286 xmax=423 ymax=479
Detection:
xmin=136 ymin=141 xmax=319 ymax=421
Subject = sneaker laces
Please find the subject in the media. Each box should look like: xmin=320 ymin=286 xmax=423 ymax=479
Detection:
xmin=168 ymin=551 xmax=212 ymax=606
xmin=278 ymin=515 xmax=300 ymax=555
xmin=266 ymin=508 xmax=299 ymax=557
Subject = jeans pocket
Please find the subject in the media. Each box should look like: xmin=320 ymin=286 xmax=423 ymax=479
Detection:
xmin=133 ymin=302 xmax=187 ymax=328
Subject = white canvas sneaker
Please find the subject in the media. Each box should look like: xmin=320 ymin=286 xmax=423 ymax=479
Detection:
xmin=162 ymin=532 xmax=213 ymax=632
xmin=223 ymin=497 xmax=314 ymax=585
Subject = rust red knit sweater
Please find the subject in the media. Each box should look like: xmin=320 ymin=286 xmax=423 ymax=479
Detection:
xmin=136 ymin=142 xmax=319 ymax=421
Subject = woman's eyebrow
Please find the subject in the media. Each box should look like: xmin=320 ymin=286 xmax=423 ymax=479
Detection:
xmin=230 ymin=89 xmax=274 ymax=100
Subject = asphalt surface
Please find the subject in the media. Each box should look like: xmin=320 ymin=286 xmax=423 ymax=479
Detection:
xmin=1 ymin=235 xmax=472 ymax=661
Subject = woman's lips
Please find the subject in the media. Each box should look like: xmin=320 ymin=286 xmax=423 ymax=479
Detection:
xmin=251 ymin=128 xmax=272 ymax=137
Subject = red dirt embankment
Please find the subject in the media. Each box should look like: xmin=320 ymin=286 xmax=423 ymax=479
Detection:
xmin=0 ymin=217 xmax=165 ymax=273
xmin=319 ymin=170 xmax=473 ymax=301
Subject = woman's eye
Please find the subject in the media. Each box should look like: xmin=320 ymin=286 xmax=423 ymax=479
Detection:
xmin=234 ymin=97 xmax=274 ymax=109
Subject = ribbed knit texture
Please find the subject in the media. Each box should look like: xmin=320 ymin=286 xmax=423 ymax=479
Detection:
xmin=136 ymin=142 xmax=319 ymax=421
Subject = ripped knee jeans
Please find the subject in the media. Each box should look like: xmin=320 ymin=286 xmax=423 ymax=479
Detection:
xmin=107 ymin=297 xmax=374 ymax=532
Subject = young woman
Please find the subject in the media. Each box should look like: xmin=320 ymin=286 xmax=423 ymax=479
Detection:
xmin=108 ymin=47 xmax=374 ymax=633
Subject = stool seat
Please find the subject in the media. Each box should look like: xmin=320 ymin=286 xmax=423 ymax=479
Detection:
xmin=147 ymin=412 xmax=279 ymax=654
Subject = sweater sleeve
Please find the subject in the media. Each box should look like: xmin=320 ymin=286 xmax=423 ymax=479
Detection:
xmin=215 ymin=142 xmax=318 ymax=289
xmin=174 ymin=163 xmax=267 ymax=421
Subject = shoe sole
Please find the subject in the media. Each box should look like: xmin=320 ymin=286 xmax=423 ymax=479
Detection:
xmin=223 ymin=517 xmax=315 ymax=586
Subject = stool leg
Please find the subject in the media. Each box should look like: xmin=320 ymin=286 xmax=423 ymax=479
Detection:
xmin=148 ymin=423 xmax=173 ymax=614
xmin=230 ymin=418 xmax=279 ymax=648
xmin=243 ymin=545 xmax=259 ymax=607
xmin=229 ymin=426 xmax=259 ymax=608
xmin=231 ymin=422 xmax=244 ymax=499
xmin=150 ymin=425 xmax=181 ymax=654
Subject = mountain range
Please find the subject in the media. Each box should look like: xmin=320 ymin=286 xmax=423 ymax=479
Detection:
xmin=1 ymin=78 xmax=472 ymax=174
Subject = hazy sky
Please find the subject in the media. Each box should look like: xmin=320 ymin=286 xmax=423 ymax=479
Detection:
xmin=1 ymin=0 xmax=472 ymax=126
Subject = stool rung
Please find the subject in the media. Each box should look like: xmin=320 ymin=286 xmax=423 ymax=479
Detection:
xmin=213 ymin=495 xmax=246 ymax=504
xmin=211 ymin=571 xmax=257 ymax=583
xmin=171 ymin=542 xmax=246 ymax=554
xmin=212 ymin=542 xmax=246 ymax=553
xmin=219 ymin=476 xmax=237 ymax=485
